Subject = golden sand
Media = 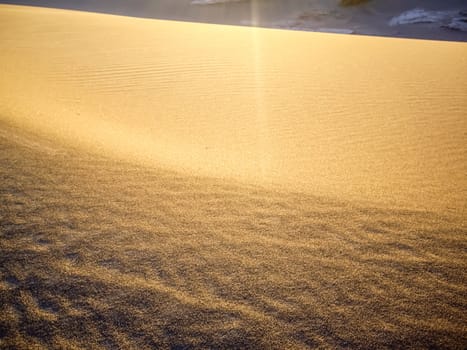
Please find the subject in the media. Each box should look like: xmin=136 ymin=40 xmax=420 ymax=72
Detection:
xmin=0 ymin=6 xmax=466 ymax=348
xmin=1 ymin=5 xmax=466 ymax=215
xmin=1 ymin=121 xmax=466 ymax=348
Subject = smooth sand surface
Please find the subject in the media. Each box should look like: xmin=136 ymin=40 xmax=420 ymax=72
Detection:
xmin=0 ymin=5 xmax=466 ymax=349
xmin=1 ymin=5 xmax=466 ymax=216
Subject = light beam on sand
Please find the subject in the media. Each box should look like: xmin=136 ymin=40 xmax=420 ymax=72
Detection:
xmin=250 ymin=0 xmax=271 ymax=178
xmin=1 ymin=6 xmax=466 ymax=349
xmin=0 ymin=5 xmax=466 ymax=215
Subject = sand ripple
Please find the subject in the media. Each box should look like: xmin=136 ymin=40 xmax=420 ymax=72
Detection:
xmin=0 ymin=5 xmax=466 ymax=215
xmin=0 ymin=123 xmax=466 ymax=348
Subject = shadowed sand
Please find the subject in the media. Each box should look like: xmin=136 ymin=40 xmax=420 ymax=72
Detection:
xmin=0 ymin=121 xmax=467 ymax=349
xmin=0 ymin=4 xmax=466 ymax=349
xmin=1 ymin=122 xmax=466 ymax=349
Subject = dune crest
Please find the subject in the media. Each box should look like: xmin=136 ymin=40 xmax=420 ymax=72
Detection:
xmin=0 ymin=4 xmax=466 ymax=215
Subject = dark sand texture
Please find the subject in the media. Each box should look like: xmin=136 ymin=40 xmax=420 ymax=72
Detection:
xmin=1 ymin=122 xmax=466 ymax=349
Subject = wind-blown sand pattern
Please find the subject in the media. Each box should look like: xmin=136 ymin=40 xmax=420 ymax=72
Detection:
xmin=1 ymin=5 xmax=466 ymax=215
xmin=1 ymin=4 xmax=466 ymax=349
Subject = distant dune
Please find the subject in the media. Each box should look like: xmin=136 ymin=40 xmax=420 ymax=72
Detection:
xmin=0 ymin=5 xmax=466 ymax=349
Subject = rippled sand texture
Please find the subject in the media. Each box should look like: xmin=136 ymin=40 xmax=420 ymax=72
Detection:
xmin=1 ymin=5 xmax=466 ymax=215
xmin=1 ymin=122 xmax=466 ymax=349
xmin=0 ymin=5 xmax=466 ymax=348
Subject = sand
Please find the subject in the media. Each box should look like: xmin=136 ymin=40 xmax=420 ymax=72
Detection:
xmin=0 ymin=4 xmax=466 ymax=349
xmin=1 ymin=5 xmax=466 ymax=215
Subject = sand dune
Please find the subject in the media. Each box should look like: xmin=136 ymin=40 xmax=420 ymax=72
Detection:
xmin=1 ymin=122 xmax=466 ymax=349
xmin=0 ymin=4 xmax=466 ymax=349
xmin=1 ymin=5 xmax=466 ymax=216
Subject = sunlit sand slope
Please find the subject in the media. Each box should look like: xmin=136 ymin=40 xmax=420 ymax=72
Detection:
xmin=1 ymin=5 xmax=466 ymax=214
xmin=1 ymin=123 xmax=466 ymax=349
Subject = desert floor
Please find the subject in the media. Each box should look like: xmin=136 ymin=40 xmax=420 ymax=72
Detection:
xmin=0 ymin=5 xmax=466 ymax=349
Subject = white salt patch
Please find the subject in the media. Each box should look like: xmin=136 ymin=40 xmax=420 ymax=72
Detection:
xmin=445 ymin=16 xmax=467 ymax=32
xmin=389 ymin=8 xmax=456 ymax=26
